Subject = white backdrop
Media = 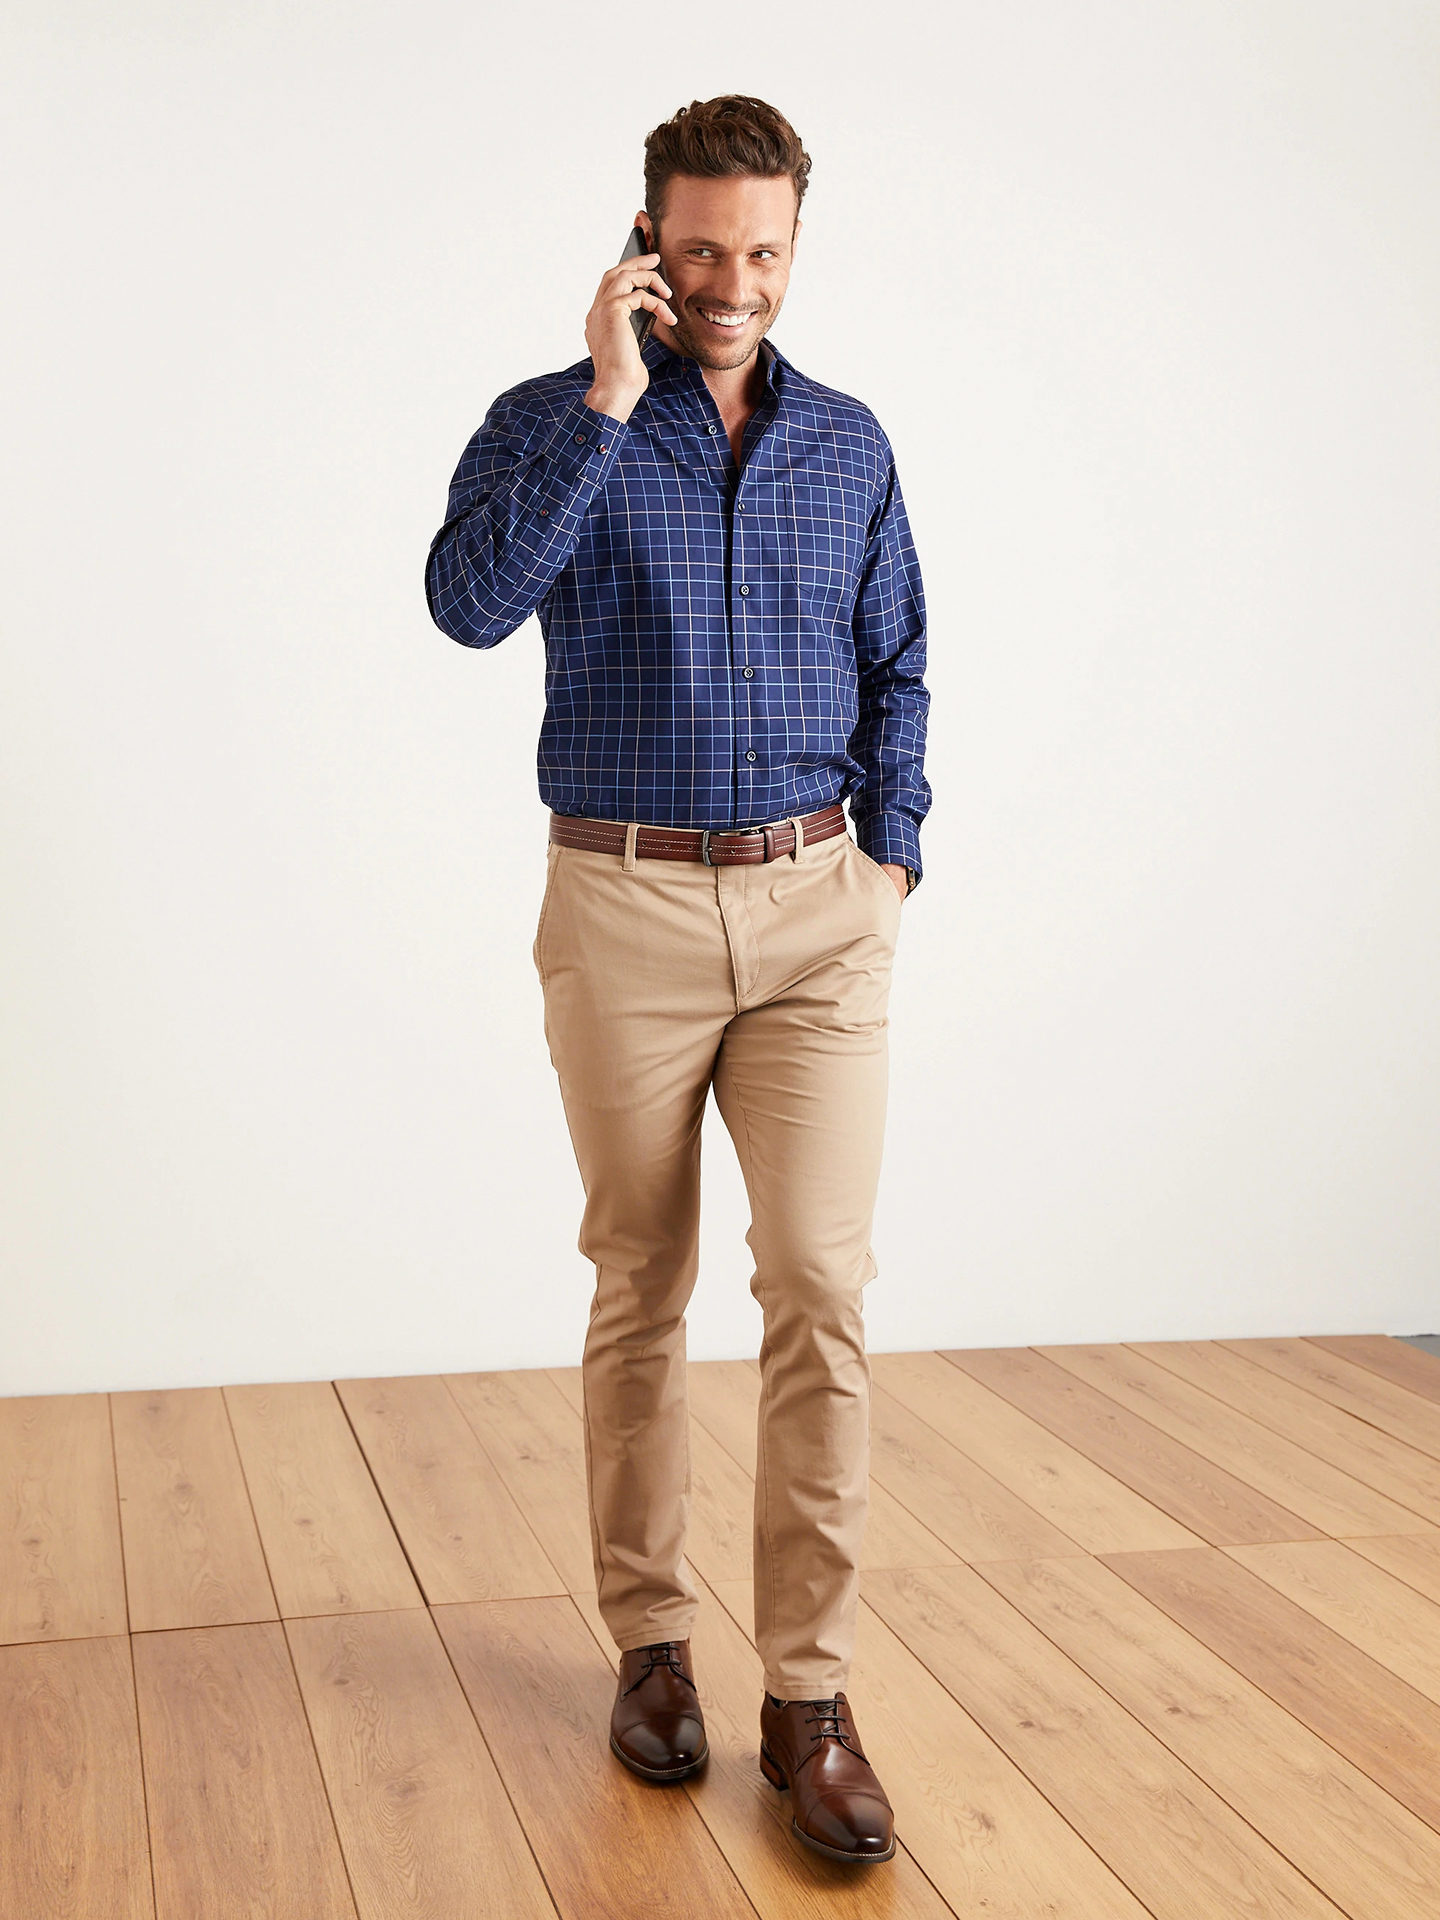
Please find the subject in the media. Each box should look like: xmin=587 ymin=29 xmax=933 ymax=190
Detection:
xmin=3 ymin=0 xmax=1437 ymax=1396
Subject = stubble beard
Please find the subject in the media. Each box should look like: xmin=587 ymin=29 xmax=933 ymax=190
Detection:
xmin=667 ymin=297 xmax=777 ymax=371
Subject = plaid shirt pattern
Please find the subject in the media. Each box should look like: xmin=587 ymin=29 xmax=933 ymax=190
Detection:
xmin=425 ymin=331 xmax=931 ymax=875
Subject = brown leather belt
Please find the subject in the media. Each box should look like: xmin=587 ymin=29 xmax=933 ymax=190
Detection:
xmin=549 ymin=802 xmax=848 ymax=866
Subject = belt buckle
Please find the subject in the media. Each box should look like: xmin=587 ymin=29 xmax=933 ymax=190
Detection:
xmin=702 ymin=826 xmax=765 ymax=866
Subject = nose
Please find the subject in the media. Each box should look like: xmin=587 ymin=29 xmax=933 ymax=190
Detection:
xmin=706 ymin=259 xmax=755 ymax=310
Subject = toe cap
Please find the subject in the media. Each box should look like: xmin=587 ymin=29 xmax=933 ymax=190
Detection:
xmin=804 ymin=1791 xmax=895 ymax=1856
xmin=614 ymin=1712 xmax=707 ymax=1773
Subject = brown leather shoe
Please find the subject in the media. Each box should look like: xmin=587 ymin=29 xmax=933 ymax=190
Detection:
xmin=609 ymin=1639 xmax=708 ymax=1781
xmin=760 ymin=1691 xmax=896 ymax=1862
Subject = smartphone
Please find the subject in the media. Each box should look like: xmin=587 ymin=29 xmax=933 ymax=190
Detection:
xmin=619 ymin=224 xmax=656 ymax=346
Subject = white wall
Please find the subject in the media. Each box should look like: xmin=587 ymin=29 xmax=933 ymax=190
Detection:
xmin=3 ymin=0 xmax=1437 ymax=1396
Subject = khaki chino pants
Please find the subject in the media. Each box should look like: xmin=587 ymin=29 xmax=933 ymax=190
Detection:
xmin=533 ymin=816 xmax=902 ymax=1699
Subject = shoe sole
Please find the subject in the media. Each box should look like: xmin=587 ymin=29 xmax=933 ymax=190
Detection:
xmin=759 ymin=1741 xmax=897 ymax=1864
xmin=609 ymin=1731 xmax=709 ymax=1782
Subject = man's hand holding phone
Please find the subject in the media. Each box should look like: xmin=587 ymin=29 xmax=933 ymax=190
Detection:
xmin=583 ymin=233 xmax=677 ymax=424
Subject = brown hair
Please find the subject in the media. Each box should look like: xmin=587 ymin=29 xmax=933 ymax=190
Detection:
xmin=643 ymin=95 xmax=811 ymax=230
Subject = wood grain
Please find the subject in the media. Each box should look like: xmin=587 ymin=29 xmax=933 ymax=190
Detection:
xmin=0 ymin=1393 xmax=127 ymax=1643
xmin=1347 ymin=1530 xmax=1440 ymax=1606
xmin=286 ymin=1608 xmax=557 ymax=1919
xmin=1132 ymin=1339 xmax=1440 ymax=1525
xmin=1101 ymin=1544 xmax=1440 ymax=1832
xmin=870 ymin=1381 xmax=1085 ymax=1562
xmin=872 ymin=1349 xmax=1199 ymax=1552
xmin=445 ymin=1367 xmax=596 ymax=1593
xmin=1308 ymin=1335 xmax=1440 ymax=1408
xmin=434 ymin=1595 xmax=755 ymax=1920
xmin=709 ymin=1575 xmax=1152 ymax=1919
xmin=1226 ymin=1539 xmax=1440 ymax=1704
xmin=1040 ymin=1341 xmax=1426 ymax=1537
xmin=1222 ymin=1337 xmax=1440 ymax=1461
xmin=0 ymin=1634 xmax=154 ymax=1918
xmin=335 ymin=1375 xmax=561 ymax=1604
xmin=945 ymin=1347 xmax=1322 ymax=1545
xmin=686 ymin=1411 xmax=758 ymax=1583
xmin=691 ymin=1358 xmax=962 ymax=1571
xmin=979 ymin=1552 xmax=1440 ymax=1920
xmin=864 ymin=1561 xmax=1345 ymax=1919
xmin=111 ymin=1388 xmax=276 ymax=1632
xmin=132 ymin=1621 xmax=356 ymax=1919
xmin=224 ymin=1381 xmax=422 ymax=1617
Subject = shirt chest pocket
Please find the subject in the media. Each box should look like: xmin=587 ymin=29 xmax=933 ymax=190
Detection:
xmin=782 ymin=477 xmax=869 ymax=612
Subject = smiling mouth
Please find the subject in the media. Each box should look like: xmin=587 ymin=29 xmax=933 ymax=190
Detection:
xmin=696 ymin=307 xmax=758 ymax=329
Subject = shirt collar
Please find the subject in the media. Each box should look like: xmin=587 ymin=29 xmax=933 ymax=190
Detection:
xmin=640 ymin=331 xmax=791 ymax=397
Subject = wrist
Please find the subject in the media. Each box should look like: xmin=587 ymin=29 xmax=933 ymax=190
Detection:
xmin=584 ymin=383 xmax=644 ymax=424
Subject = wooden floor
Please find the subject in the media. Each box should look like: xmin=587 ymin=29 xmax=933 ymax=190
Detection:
xmin=5 ymin=1337 xmax=1440 ymax=1917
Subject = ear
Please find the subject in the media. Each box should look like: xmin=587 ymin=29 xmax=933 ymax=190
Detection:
xmin=791 ymin=216 xmax=803 ymax=257
xmin=637 ymin=210 xmax=655 ymax=249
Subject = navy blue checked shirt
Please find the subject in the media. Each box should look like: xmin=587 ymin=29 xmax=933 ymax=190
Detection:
xmin=426 ymin=329 xmax=931 ymax=876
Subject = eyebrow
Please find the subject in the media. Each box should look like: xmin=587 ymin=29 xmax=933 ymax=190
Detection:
xmin=671 ymin=236 xmax=789 ymax=250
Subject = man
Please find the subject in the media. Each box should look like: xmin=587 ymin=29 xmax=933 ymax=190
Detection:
xmin=426 ymin=95 xmax=929 ymax=1866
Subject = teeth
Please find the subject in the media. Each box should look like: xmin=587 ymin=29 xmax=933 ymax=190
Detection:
xmin=701 ymin=310 xmax=750 ymax=327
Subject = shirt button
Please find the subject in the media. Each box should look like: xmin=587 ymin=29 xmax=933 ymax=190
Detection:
xmin=706 ymin=424 xmax=719 ymax=435
xmin=538 ymin=507 xmax=549 ymax=517
xmin=741 ymin=666 xmax=754 ymax=678
xmin=745 ymin=749 xmax=758 ymax=762
xmin=739 ymin=584 xmax=750 ymax=596
xmin=574 ymin=433 xmax=587 ymax=445
xmin=736 ymin=501 xmax=745 ymax=511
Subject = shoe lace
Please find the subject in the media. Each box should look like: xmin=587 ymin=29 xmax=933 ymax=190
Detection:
xmin=625 ymin=1640 xmax=697 ymax=1695
xmin=802 ymin=1696 xmax=850 ymax=1744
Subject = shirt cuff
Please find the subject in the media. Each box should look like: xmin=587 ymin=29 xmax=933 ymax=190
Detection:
xmin=854 ymin=809 xmax=923 ymax=879
xmin=511 ymin=395 xmax=629 ymax=514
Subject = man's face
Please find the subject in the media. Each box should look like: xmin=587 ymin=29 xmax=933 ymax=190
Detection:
xmin=640 ymin=174 xmax=801 ymax=371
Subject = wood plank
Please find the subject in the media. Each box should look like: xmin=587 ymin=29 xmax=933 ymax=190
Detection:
xmin=871 ymin=1349 xmax=1199 ymax=1553
xmin=545 ymin=1364 xmax=586 ymax=1420
xmin=1100 ymin=1544 xmax=1440 ymax=1833
xmin=0 ymin=1393 xmax=126 ymax=1643
xmin=870 ymin=1383 xmax=1086 ymax=1562
xmin=980 ymin=1553 xmax=1440 ymax=1920
xmin=685 ymin=1411 xmax=757 ymax=1584
xmin=572 ymin=1571 xmax=955 ymax=1918
xmin=945 ymin=1347 xmax=1323 ymax=1546
xmin=864 ymin=1562 xmax=1346 ymax=1919
xmin=334 ymin=1376 xmax=561 ymax=1604
xmin=286 ymin=1608 xmax=557 ymax=1919
xmin=1308 ymin=1335 xmax=1440 ymax=1409
xmin=0 ymin=1634 xmax=154 ymax=1918
xmin=445 ymin=1368 xmax=596 ymax=1593
xmin=224 ymin=1382 xmax=422 ymax=1618
xmin=708 ymin=1576 xmax=1152 ymax=1919
xmin=689 ymin=1359 xmax=961 ymax=1572
xmin=1132 ymin=1339 xmax=1440 ymax=1526
xmin=433 ymin=1595 xmax=756 ymax=1920
xmin=1226 ymin=1540 xmax=1440 ymax=1705
xmin=1039 ymin=1342 xmax=1426 ymax=1537
xmin=111 ymin=1388 xmax=276 ymax=1632
xmin=133 ymin=1621 xmax=356 ymax=1920
xmin=1222 ymin=1337 xmax=1440 ymax=1460
xmin=1347 ymin=1531 xmax=1440 ymax=1607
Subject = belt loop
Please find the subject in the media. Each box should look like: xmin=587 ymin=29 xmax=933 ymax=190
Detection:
xmin=789 ymin=815 xmax=806 ymax=863
xmin=622 ymin=821 xmax=639 ymax=873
